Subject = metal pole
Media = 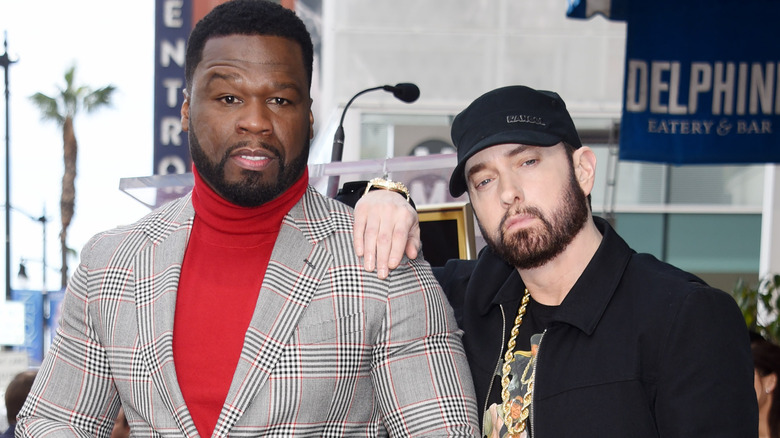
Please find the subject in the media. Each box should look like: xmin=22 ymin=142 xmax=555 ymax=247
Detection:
xmin=39 ymin=207 xmax=48 ymax=354
xmin=40 ymin=207 xmax=46 ymax=293
xmin=1 ymin=32 xmax=16 ymax=300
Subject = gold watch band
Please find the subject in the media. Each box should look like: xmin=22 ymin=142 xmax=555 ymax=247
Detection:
xmin=363 ymin=178 xmax=410 ymax=202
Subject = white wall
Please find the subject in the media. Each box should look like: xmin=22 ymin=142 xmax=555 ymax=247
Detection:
xmin=315 ymin=0 xmax=627 ymax=161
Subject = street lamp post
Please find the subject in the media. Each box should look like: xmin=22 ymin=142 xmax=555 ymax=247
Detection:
xmin=1 ymin=32 xmax=17 ymax=300
xmin=14 ymin=206 xmax=49 ymax=293
xmin=38 ymin=208 xmax=47 ymax=293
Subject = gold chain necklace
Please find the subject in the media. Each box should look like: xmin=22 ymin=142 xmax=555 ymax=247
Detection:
xmin=501 ymin=288 xmax=532 ymax=434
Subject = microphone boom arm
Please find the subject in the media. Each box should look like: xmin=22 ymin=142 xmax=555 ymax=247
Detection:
xmin=326 ymin=83 xmax=419 ymax=198
xmin=330 ymin=86 xmax=383 ymax=165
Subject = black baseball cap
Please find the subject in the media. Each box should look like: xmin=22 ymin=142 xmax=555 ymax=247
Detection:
xmin=449 ymin=85 xmax=582 ymax=197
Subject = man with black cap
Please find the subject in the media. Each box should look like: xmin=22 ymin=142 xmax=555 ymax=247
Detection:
xmin=353 ymin=85 xmax=758 ymax=437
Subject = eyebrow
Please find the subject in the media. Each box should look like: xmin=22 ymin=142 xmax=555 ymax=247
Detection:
xmin=465 ymin=144 xmax=533 ymax=181
xmin=506 ymin=144 xmax=532 ymax=157
xmin=204 ymin=71 xmax=301 ymax=94
xmin=205 ymin=71 xmax=241 ymax=88
xmin=465 ymin=162 xmax=486 ymax=182
xmin=271 ymin=81 xmax=302 ymax=93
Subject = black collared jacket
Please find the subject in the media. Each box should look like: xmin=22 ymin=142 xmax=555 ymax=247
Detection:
xmin=433 ymin=216 xmax=758 ymax=437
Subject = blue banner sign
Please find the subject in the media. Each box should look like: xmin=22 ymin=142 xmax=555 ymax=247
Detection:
xmin=10 ymin=289 xmax=44 ymax=364
xmin=47 ymin=288 xmax=66 ymax=347
xmin=569 ymin=0 xmax=780 ymax=164
xmin=153 ymin=0 xmax=193 ymax=175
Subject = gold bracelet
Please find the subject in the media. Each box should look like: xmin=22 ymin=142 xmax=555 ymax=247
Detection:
xmin=363 ymin=178 xmax=410 ymax=202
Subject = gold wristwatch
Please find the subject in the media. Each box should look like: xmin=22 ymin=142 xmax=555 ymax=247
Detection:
xmin=363 ymin=178 xmax=410 ymax=202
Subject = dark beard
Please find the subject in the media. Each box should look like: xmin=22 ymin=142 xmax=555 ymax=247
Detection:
xmin=189 ymin=129 xmax=309 ymax=207
xmin=479 ymin=169 xmax=590 ymax=270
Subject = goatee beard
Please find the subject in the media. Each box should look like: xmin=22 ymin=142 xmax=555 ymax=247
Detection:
xmin=480 ymin=171 xmax=590 ymax=270
xmin=188 ymin=130 xmax=308 ymax=207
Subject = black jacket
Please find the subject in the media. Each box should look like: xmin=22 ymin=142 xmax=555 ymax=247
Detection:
xmin=433 ymin=216 xmax=758 ymax=437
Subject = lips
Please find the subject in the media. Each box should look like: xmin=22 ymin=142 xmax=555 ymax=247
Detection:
xmin=230 ymin=147 xmax=276 ymax=171
xmin=231 ymin=146 xmax=273 ymax=158
xmin=238 ymin=154 xmax=268 ymax=161
xmin=502 ymin=211 xmax=537 ymax=234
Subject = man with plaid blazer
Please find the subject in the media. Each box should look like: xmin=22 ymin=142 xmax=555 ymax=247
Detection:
xmin=16 ymin=1 xmax=478 ymax=436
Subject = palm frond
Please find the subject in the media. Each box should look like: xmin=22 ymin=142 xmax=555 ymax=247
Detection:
xmin=29 ymin=92 xmax=65 ymax=125
xmin=83 ymin=85 xmax=116 ymax=113
xmin=63 ymin=65 xmax=76 ymax=88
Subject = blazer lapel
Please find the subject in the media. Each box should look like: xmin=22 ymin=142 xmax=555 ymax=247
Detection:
xmin=134 ymin=196 xmax=200 ymax=437
xmin=213 ymin=192 xmax=331 ymax=436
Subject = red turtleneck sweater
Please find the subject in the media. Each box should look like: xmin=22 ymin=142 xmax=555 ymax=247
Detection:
xmin=172 ymin=167 xmax=307 ymax=437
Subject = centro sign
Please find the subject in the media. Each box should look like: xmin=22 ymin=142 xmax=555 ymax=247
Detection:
xmin=154 ymin=0 xmax=191 ymax=176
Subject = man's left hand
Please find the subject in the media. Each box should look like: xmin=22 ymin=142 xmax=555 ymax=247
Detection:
xmin=353 ymin=190 xmax=420 ymax=279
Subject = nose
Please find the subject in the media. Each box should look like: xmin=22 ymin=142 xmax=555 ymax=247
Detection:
xmin=236 ymin=100 xmax=273 ymax=135
xmin=498 ymin=173 xmax=523 ymax=208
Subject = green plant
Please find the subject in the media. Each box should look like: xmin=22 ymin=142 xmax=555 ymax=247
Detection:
xmin=732 ymin=274 xmax=780 ymax=343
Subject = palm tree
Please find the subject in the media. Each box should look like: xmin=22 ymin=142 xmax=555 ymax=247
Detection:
xmin=29 ymin=64 xmax=116 ymax=289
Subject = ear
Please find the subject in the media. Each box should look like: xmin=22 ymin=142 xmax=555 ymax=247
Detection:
xmin=308 ymin=108 xmax=315 ymax=140
xmin=181 ymin=89 xmax=191 ymax=133
xmin=766 ymin=373 xmax=777 ymax=393
xmin=573 ymin=146 xmax=597 ymax=196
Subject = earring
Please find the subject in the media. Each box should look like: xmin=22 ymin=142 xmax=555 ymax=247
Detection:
xmin=767 ymin=388 xmax=772 ymax=394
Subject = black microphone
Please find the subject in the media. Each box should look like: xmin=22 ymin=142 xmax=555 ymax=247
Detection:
xmin=382 ymin=83 xmax=420 ymax=103
xmin=327 ymin=83 xmax=420 ymax=197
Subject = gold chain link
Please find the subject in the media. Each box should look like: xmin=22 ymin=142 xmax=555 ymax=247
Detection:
xmin=501 ymin=288 xmax=532 ymax=434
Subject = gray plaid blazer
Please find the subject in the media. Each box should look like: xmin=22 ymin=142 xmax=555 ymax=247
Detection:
xmin=17 ymin=186 xmax=478 ymax=437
